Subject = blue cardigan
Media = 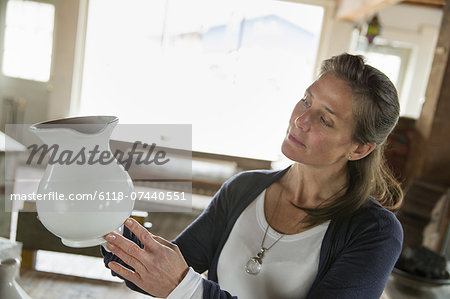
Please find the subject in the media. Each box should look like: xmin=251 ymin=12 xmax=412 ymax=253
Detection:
xmin=102 ymin=167 xmax=403 ymax=298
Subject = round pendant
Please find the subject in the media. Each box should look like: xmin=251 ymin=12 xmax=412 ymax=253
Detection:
xmin=245 ymin=257 xmax=262 ymax=275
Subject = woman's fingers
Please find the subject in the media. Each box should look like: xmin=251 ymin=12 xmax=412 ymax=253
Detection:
xmin=124 ymin=218 xmax=159 ymax=251
xmin=108 ymin=261 xmax=142 ymax=284
xmin=105 ymin=238 xmax=148 ymax=274
xmin=104 ymin=219 xmax=190 ymax=297
xmin=153 ymin=235 xmax=172 ymax=247
xmin=153 ymin=235 xmax=178 ymax=251
xmin=104 ymin=218 xmax=162 ymax=274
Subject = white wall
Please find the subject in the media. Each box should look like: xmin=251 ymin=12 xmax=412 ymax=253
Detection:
xmin=316 ymin=1 xmax=354 ymax=68
xmin=47 ymin=0 xmax=83 ymax=120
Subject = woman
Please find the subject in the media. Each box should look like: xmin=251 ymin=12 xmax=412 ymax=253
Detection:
xmin=102 ymin=53 xmax=404 ymax=299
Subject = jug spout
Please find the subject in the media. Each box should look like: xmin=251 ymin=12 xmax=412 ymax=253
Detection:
xmin=29 ymin=116 xmax=118 ymax=149
xmin=28 ymin=116 xmax=119 ymax=167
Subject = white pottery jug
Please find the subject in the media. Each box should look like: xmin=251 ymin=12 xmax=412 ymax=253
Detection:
xmin=30 ymin=116 xmax=134 ymax=247
xmin=0 ymin=258 xmax=31 ymax=299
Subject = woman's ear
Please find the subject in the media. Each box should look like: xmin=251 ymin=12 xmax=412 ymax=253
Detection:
xmin=348 ymin=142 xmax=376 ymax=161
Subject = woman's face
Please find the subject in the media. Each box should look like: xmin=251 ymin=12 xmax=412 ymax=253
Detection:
xmin=281 ymin=72 xmax=358 ymax=168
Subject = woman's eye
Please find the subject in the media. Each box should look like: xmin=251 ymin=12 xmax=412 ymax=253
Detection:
xmin=301 ymin=97 xmax=310 ymax=108
xmin=320 ymin=116 xmax=332 ymax=127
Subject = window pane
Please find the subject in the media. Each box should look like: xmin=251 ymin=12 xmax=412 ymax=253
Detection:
xmin=2 ymin=0 xmax=55 ymax=82
xmin=363 ymin=52 xmax=401 ymax=85
xmin=80 ymin=0 xmax=323 ymax=160
xmin=353 ymin=37 xmax=412 ymax=116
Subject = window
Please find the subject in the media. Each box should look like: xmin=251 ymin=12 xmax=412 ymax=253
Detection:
xmin=79 ymin=0 xmax=324 ymax=160
xmin=352 ymin=36 xmax=412 ymax=115
xmin=1 ymin=0 xmax=55 ymax=81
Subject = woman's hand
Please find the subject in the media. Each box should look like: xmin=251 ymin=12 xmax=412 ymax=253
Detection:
xmin=105 ymin=218 xmax=189 ymax=297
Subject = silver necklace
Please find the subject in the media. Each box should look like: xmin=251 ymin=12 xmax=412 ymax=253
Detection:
xmin=245 ymin=188 xmax=285 ymax=275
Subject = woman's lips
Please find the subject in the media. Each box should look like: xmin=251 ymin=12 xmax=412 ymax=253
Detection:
xmin=288 ymin=133 xmax=306 ymax=147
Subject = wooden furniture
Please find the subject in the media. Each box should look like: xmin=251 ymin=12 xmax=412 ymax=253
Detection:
xmin=397 ymin=180 xmax=450 ymax=257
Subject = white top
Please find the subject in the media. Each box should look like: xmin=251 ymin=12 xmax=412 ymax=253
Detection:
xmin=167 ymin=267 xmax=203 ymax=299
xmin=168 ymin=190 xmax=329 ymax=299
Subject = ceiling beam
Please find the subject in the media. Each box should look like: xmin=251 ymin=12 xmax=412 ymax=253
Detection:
xmin=403 ymin=0 xmax=446 ymax=8
xmin=336 ymin=0 xmax=404 ymax=21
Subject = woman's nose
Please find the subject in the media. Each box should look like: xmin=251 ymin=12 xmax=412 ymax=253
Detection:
xmin=294 ymin=111 xmax=311 ymax=131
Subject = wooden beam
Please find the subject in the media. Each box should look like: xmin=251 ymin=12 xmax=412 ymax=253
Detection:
xmin=405 ymin=0 xmax=450 ymax=186
xmin=337 ymin=0 xmax=403 ymax=21
xmin=403 ymin=0 xmax=446 ymax=8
